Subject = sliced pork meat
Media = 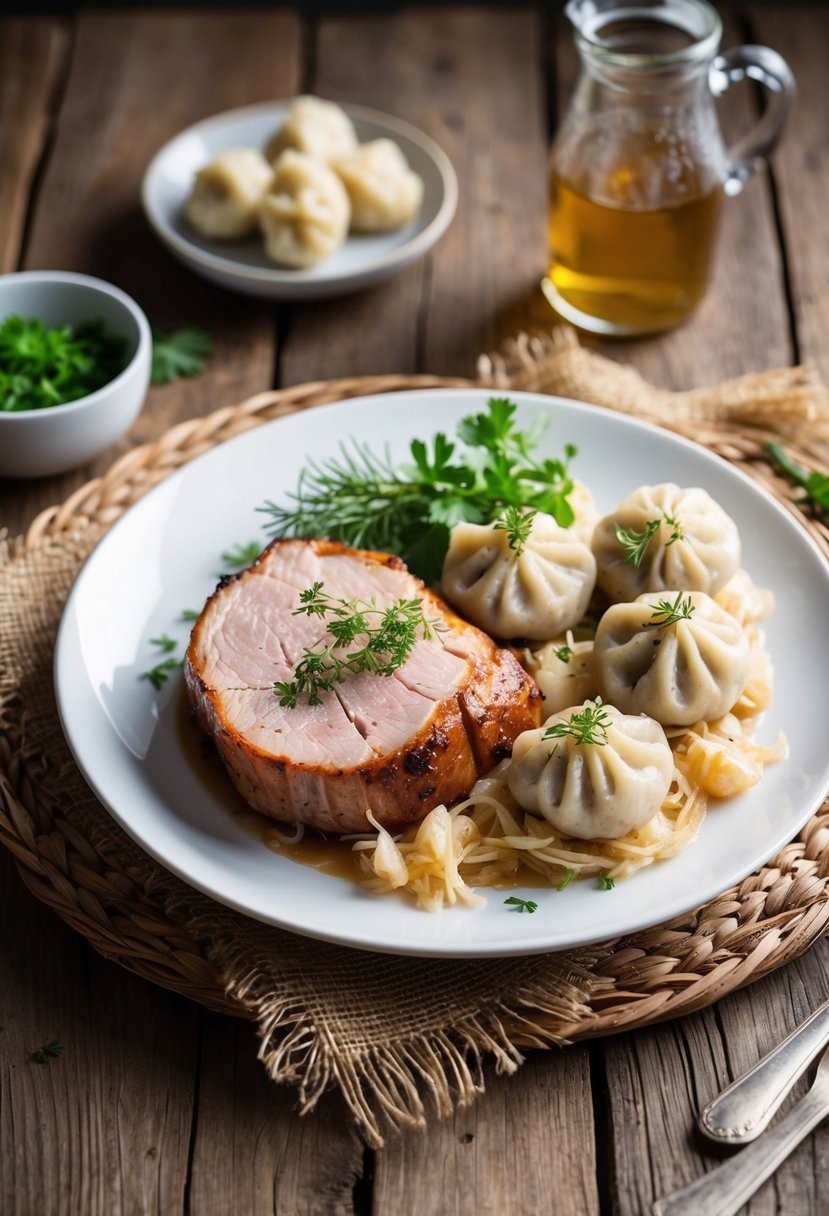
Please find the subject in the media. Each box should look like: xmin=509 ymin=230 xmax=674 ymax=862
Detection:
xmin=184 ymin=538 xmax=542 ymax=833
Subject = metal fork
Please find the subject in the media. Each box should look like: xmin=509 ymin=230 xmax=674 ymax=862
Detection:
xmin=652 ymin=1045 xmax=829 ymax=1216
xmin=700 ymin=995 xmax=829 ymax=1144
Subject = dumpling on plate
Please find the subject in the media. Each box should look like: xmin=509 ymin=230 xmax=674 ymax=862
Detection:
xmin=259 ymin=150 xmax=350 ymax=269
xmin=441 ymin=510 xmax=596 ymax=642
xmin=507 ymin=701 xmax=674 ymax=840
xmin=265 ymin=95 xmax=358 ymax=164
xmin=591 ymin=483 xmax=741 ymax=603
xmin=332 ymin=139 xmax=424 ymax=232
xmin=593 ymin=590 xmax=751 ymax=726
xmin=184 ymin=148 xmax=273 ymax=239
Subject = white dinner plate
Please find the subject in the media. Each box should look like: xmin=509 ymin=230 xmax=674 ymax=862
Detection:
xmin=55 ymin=390 xmax=829 ymax=957
xmin=141 ymin=100 xmax=458 ymax=300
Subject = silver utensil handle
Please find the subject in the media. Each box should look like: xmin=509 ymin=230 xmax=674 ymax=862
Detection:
xmin=700 ymin=997 xmax=829 ymax=1143
xmin=653 ymin=1087 xmax=829 ymax=1216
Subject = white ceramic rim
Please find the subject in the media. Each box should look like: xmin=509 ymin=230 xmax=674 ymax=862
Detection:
xmin=141 ymin=100 xmax=459 ymax=286
xmin=0 ymin=270 xmax=152 ymax=422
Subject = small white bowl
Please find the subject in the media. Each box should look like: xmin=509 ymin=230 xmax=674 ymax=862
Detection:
xmin=0 ymin=271 xmax=152 ymax=479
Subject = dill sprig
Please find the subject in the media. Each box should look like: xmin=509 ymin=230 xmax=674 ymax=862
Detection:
xmin=615 ymin=513 xmax=685 ymax=568
xmin=598 ymin=875 xmax=616 ymax=890
xmin=647 ymin=592 xmax=695 ymax=628
xmin=258 ymin=398 xmax=577 ymax=584
xmin=275 ymin=584 xmax=445 ymax=707
xmin=543 ymin=699 xmax=611 ymax=748
xmin=494 ymin=506 xmax=537 ymax=557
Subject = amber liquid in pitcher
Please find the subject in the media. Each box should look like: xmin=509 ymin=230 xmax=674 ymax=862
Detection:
xmin=546 ymin=168 xmax=724 ymax=334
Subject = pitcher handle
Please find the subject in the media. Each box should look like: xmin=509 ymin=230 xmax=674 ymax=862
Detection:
xmin=709 ymin=45 xmax=796 ymax=196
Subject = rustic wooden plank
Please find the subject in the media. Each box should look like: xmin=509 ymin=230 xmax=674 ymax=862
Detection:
xmin=0 ymin=850 xmax=197 ymax=1215
xmin=552 ymin=10 xmax=791 ymax=388
xmin=748 ymin=4 xmax=829 ymax=381
xmin=1 ymin=8 xmax=301 ymax=538
xmin=0 ymin=17 xmax=69 ymax=274
xmin=187 ymin=1013 xmax=365 ymax=1216
xmin=281 ymin=7 xmax=550 ymax=386
xmin=374 ymin=1046 xmax=599 ymax=1215
xmin=600 ymin=941 xmax=829 ymax=1215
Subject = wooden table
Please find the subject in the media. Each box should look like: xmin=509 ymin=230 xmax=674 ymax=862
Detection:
xmin=3 ymin=5 xmax=829 ymax=1213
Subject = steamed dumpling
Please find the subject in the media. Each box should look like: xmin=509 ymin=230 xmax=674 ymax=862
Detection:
xmin=593 ymin=590 xmax=751 ymax=726
xmin=524 ymin=638 xmax=598 ymax=714
xmin=592 ymin=483 xmax=741 ymax=603
xmin=569 ymin=480 xmax=600 ymax=545
xmin=507 ymin=702 xmax=674 ymax=840
xmin=265 ymin=95 xmax=358 ymax=164
xmin=441 ymin=511 xmax=596 ymax=641
xmin=333 ymin=139 xmax=423 ymax=232
xmin=185 ymin=148 xmax=273 ymax=239
xmin=259 ymin=150 xmax=350 ymax=268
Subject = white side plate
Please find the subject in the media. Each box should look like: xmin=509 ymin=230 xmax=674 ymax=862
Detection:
xmin=141 ymin=100 xmax=458 ymax=300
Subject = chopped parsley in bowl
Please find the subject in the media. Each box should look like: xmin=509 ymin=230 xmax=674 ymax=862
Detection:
xmin=0 ymin=314 xmax=129 ymax=413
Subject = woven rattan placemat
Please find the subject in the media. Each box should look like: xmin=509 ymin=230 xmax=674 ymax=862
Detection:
xmin=3 ymin=332 xmax=829 ymax=1142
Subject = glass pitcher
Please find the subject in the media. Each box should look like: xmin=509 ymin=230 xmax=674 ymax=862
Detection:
xmin=544 ymin=0 xmax=795 ymax=335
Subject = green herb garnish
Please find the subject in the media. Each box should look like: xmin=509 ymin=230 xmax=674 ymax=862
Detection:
xmin=220 ymin=541 xmax=261 ymax=569
xmin=766 ymin=442 xmax=829 ymax=515
xmin=275 ymin=584 xmax=444 ymax=707
xmin=259 ymin=397 xmax=577 ymax=583
xmin=598 ymin=875 xmax=616 ymax=890
xmin=140 ymin=658 xmax=181 ymax=690
xmin=494 ymin=506 xmax=536 ymax=557
xmin=553 ymin=644 xmax=572 ymax=663
xmin=180 ymin=609 xmax=200 ymax=622
xmin=647 ymin=592 xmax=695 ymax=628
xmin=149 ymin=633 xmax=177 ymax=654
xmin=557 ymin=868 xmax=576 ymax=891
xmin=151 ymin=326 xmax=212 ymax=385
xmin=504 ymin=896 xmax=538 ymax=913
xmin=615 ymin=513 xmax=685 ymax=567
xmin=0 ymin=315 xmax=128 ymax=412
xmin=32 ymin=1040 xmax=63 ymax=1065
xmin=543 ymin=699 xmax=611 ymax=748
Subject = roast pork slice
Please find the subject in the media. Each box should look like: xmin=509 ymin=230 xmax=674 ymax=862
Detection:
xmin=184 ymin=538 xmax=542 ymax=833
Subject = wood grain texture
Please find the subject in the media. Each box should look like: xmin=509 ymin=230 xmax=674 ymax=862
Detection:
xmin=0 ymin=851 xmax=197 ymax=1216
xmin=552 ymin=11 xmax=791 ymax=389
xmin=1 ymin=9 xmax=301 ymax=537
xmin=748 ymin=5 xmax=829 ymax=380
xmin=374 ymin=1048 xmax=600 ymax=1216
xmin=0 ymin=17 xmax=69 ymax=275
xmin=187 ymin=1015 xmax=364 ymax=1216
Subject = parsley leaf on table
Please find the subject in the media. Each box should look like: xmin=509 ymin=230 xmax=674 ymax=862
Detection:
xmin=151 ymin=327 xmax=212 ymax=385
xmin=32 ymin=1039 xmax=64 ymax=1065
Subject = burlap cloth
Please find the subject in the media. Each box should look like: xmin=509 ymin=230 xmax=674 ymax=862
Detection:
xmin=2 ymin=328 xmax=829 ymax=1146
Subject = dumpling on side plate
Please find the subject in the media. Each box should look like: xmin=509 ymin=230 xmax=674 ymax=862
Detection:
xmin=593 ymin=590 xmax=751 ymax=727
xmin=265 ymin=95 xmax=358 ymax=164
xmin=259 ymin=150 xmax=350 ymax=269
xmin=185 ymin=148 xmax=273 ymax=239
xmin=507 ymin=701 xmax=674 ymax=840
xmin=592 ymin=483 xmax=741 ymax=603
xmin=332 ymin=139 xmax=424 ymax=232
xmin=441 ymin=510 xmax=596 ymax=642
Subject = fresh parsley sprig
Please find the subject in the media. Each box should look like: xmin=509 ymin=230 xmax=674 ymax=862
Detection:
xmin=598 ymin=875 xmax=616 ymax=890
xmin=766 ymin=442 xmax=829 ymax=515
xmin=259 ymin=398 xmax=577 ymax=583
xmin=504 ymin=895 xmax=538 ymax=913
xmin=32 ymin=1039 xmax=63 ymax=1065
xmin=615 ymin=513 xmax=685 ymax=568
xmin=647 ymin=592 xmax=695 ymax=628
xmin=275 ymin=584 xmax=445 ymax=707
xmin=151 ymin=327 xmax=212 ymax=385
xmin=544 ymin=700 xmax=611 ymax=748
xmin=553 ymin=644 xmax=572 ymax=663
